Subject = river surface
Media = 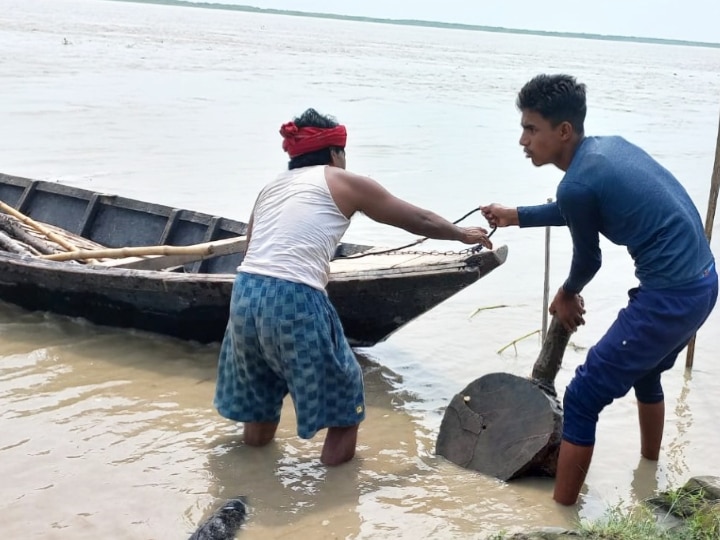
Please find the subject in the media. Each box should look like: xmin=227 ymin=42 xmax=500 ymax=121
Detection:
xmin=1 ymin=1 xmax=719 ymax=538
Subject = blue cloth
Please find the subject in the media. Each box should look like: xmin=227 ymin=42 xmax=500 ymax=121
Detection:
xmin=516 ymin=135 xmax=717 ymax=446
xmin=214 ymin=272 xmax=365 ymax=439
xmin=518 ymin=136 xmax=714 ymax=294
xmin=562 ymin=265 xmax=717 ymax=446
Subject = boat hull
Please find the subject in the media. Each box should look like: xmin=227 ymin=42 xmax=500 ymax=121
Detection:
xmin=0 ymin=173 xmax=508 ymax=345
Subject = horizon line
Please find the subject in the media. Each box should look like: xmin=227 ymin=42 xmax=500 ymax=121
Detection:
xmin=110 ymin=0 xmax=720 ymax=49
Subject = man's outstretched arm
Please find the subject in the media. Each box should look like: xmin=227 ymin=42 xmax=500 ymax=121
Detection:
xmin=481 ymin=201 xmax=566 ymax=228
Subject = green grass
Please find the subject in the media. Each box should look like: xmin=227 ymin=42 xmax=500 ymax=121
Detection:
xmin=577 ymin=504 xmax=680 ymax=539
xmin=486 ymin=486 xmax=720 ymax=539
xmin=651 ymin=486 xmax=720 ymax=539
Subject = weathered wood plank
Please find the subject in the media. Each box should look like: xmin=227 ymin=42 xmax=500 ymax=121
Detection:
xmin=78 ymin=194 xmax=101 ymax=238
xmin=191 ymin=216 xmax=222 ymax=273
xmin=330 ymin=252 xmax=460 ymax=272
xmin=0 ymin=213 xmax=60 ymax=255
xmin=0 ymin=230 xmax=35 ymax=255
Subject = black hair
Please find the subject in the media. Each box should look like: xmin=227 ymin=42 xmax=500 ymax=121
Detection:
xmin=287 ymin=108 xmax=345 ymax=170
xmin=516 ymin=74 xmax=587 ymax=135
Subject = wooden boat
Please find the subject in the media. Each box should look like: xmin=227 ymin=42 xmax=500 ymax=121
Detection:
xmin=0 ymin=172 xmax=508 ymax=347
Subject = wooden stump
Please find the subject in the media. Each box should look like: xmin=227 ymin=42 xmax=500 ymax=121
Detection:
xmin=436 ymin=317 xmax=571 ymax=480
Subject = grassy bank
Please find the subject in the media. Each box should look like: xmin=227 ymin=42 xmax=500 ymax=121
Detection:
xmin=489 ymin=484 xmax=720 ymax=539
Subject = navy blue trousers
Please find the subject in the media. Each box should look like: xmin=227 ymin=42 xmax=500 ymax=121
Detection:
xmin=563 ymin=264 xmax=717 ymax=446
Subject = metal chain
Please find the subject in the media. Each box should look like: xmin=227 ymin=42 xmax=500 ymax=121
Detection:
xmin=343 ymin=208 xmax=497 ymax=259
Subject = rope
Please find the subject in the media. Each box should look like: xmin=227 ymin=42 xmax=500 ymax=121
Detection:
xmin=343 ymin=207 xmax=497 ymax=259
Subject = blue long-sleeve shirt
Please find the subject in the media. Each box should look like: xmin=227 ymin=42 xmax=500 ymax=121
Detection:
xmin=518 ymin=136 xmax=714 ymax=294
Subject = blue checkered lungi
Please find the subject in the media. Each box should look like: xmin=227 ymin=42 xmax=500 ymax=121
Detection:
xmin=214 ymin=272 xmax=365 ymax=439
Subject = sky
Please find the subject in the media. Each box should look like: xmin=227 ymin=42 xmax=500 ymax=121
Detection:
xmin=203 ymin=0 xmax=719 ymax=44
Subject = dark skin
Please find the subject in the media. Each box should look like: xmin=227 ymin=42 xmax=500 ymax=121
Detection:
xmin=549 ymin=288 xmax=586 ymax=334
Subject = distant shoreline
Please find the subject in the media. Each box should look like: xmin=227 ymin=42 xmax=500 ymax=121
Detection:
xmin=110 ymin=0 xmax=720 ymax=49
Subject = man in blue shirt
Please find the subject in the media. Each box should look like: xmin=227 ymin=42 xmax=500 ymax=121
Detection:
xmin=482 ymin=74 xmax=717 ymax=505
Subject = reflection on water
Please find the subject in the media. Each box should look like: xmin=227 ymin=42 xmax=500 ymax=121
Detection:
xmin=666 ymin=370 xmax=694 ymax=480
xmin=630 ymin=458 xmax=661 ymax=507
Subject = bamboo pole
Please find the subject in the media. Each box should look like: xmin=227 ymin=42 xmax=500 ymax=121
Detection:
xmin=43 ymin=243 xmax=221 ymax=262
xmin=0 ymin=200 xmax=79 ymax=253
xmin=542 ymin=198 xmax=552 ymax=342
xmin=41 ymin=236 xmax=247 ymax=262
xmin=685 ymin=112 xmax=720 ymax=369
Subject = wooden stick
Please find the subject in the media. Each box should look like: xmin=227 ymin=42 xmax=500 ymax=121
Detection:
xmin=467 ymin=304 xmax=510 ymax=320
xmin=542 ymin=197 xmax=552 ymax=342
xmin=41 ymin=236 xmax=247 ymax=263
xmin=531 ymin=315 xmax=572 ymax=395
xmin=0 ymin=200 xmax=79 ymax=253
xmin=0 ymin=213 xmax=61 ymax=255
xmin=497 ymin=329 xmax=540 ymax=355
xmin=0 ymin=230 xmax=35 ymax=256
xmin=685 ymin=112 xmax=720 ymax=369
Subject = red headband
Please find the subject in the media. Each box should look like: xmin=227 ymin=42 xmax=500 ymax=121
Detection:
xmin=280 ymin=122 xmax=347 ymax=158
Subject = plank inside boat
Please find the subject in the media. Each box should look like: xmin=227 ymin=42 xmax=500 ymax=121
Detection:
xmin=330 ymin=251 xmax=464 ymax=272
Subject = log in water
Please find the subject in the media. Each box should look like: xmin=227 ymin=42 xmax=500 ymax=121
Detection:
xmin=436 ymin=317 xmax=571 ymax=480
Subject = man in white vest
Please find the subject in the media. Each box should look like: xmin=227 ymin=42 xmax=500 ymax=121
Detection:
xmin=214 ymin=108 xmax=491 ymax=466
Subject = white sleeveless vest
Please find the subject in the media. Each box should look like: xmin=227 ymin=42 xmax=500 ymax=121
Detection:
xmin=239 ymin=165 xmax=351 ymax=291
